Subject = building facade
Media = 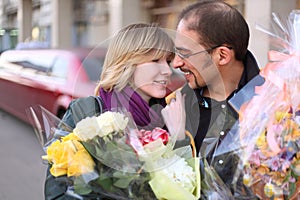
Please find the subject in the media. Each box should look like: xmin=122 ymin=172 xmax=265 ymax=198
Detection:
xmin=0 ymin=0 xmax=299 ymax=66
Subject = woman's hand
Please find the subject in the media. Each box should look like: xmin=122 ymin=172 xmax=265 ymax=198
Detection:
xmin=161 ymin=91 xmax=186 ymax=140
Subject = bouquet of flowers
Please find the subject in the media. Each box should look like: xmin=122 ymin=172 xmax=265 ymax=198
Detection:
xmin=241 ymin=110 xmax=300 ymax=199
xmin=27 ymin=105 xmax=200 ymax=199
xmin=229 ymin=10 xmax=300 ymax=199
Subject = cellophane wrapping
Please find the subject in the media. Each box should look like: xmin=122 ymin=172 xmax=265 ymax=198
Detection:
xmin=229 ymin=10 xmax=300 ymax=199
xmin=27 ymin=106 xmax=200 ymax=199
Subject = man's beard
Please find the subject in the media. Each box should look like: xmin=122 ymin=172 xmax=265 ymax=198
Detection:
xmin=193 ymin=58 xmax=213 ymax=89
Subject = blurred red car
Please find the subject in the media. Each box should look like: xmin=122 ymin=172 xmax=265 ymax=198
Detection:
xmin=0 ymin=48 xmax=186 ymax=123
xmin=0 ymin=48 xmax=107 ymax=122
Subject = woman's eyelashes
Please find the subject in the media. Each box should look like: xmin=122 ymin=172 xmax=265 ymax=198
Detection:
xmin=151 ymin=59 xmax=160 ymax=63
xmin=151 ymin=58 xmax=172 ymax=65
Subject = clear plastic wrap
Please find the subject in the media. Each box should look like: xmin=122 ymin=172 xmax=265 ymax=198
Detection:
xmin=27 ymin=105 xmax=200 ymax=199
xmin=227 ymin=10 xmax=300 ymax=199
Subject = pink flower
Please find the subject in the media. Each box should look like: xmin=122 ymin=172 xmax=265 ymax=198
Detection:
xmin=249 ymin=150 xmax=261 ymax=166
xmin=138 ymin=128 xmax=169 ymax=145
xmin=141 ymin=130 xmax=154 ymax=144
xmin=269 ymin=157 xmax=281 ymax=171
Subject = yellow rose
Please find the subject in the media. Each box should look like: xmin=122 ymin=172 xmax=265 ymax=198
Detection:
xmin=43 ymin=140 xmax=61 ymax=163
xmin=62 ymin=132 xmax=81 ymax=142
xmin=47 ymin=140 xmax=77 ymax=176
xmin=50 ymin=163 xmax=68 ymax=177
xmin=49 ymin=141 xmax=75 ymax=165
xmin=43 ymin=133 xmax=92 ymax=177
xmin=68 ymin=149 xmax=95 ymax=177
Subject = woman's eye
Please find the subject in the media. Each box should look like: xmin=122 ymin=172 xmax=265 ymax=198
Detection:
xmin=152 ymin=59 xmax=160 ymax=62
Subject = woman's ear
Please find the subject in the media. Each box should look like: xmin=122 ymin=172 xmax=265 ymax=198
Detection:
xmin=217 ymin=46 xmax=233 ymax=65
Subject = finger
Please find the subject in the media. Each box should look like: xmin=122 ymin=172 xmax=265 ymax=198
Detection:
xmin=161 ymin=107 xmax=167 ymax=116
xmin=161 ymin=107 xmax=170 ymax=119
xmin=175 ymin=90 xmax=182 ymax=101
xmin=175 ymin=91 xmax=184 ymax=106
xmin=180 ymin=94 xmax=186 ymax=105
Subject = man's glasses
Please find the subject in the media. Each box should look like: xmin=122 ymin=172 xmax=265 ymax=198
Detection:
xmin=174 ymin=45 xmax=233 ymax=59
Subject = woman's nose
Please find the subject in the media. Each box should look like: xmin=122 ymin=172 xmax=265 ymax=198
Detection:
xmin=161 ymin=61 xmax=172 ymax=75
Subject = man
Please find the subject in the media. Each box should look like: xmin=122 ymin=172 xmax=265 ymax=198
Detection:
xmin=173 ymin=0 xmax=261 ymax=199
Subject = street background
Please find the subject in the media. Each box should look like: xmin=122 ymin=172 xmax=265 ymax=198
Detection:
xmin=0 ymin=0 xmax=299 ymax=68
xmin=0 ymin=109 xmax=46 ymax=200
xmin=1 ymin=1 xmax=300 ymax=200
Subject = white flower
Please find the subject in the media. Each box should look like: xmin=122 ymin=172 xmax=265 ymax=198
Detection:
xmin=157 ymin=155 xmax=196 ymax=193
xmin=73 ymin=111 xmax=129 ymax=141
xmin=73 ymin=116 xmax=100 ymax=141
xmin=96 ymin=111 xmax=129 ymax=137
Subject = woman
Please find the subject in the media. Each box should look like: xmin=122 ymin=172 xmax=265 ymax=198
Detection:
xmin=45 ymin=23 xmax=186 ymax=200
xmin=95 ymin=23 xmax=180 ymax=131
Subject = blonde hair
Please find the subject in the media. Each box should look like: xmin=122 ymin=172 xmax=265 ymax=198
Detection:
xmin=94 ymin=23 xmax=174 ymax=95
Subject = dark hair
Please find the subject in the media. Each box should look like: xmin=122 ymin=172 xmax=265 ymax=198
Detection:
xmin=178 ymin=0 xmax=249 ymax=61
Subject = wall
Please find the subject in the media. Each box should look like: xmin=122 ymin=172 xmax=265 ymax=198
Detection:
xmin=245 ymin=0 xmax=297 ymax=68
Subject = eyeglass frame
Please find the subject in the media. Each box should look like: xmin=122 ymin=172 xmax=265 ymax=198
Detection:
xmin=174 ymin=45 xmax=233 ymax=59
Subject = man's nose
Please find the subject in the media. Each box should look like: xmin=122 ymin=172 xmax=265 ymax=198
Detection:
xmin=172 ymin=54 xmax=184 ymax=69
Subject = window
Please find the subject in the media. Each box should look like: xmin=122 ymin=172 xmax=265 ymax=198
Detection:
xmin=51 ymin=57 xmax=68 ymax=79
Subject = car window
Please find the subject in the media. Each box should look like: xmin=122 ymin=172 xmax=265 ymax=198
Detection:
xmin=0 ymin=52 xmax=55 ymax=74
xmin=81 ymin=56 xmax=104 ymax=82
xmin=0 ymin=61 xmax=23 ymax=74
xmin=26 ymin=56 xmax=53 ymax=70
xmin=51 ymin=57 xmax=69 ymax=79
xmin=11 ymin=61 xmax=50 ymax=74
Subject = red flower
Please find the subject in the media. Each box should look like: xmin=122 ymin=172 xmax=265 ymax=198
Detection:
xmin=138 ymin=128 xmax=169 ymax=146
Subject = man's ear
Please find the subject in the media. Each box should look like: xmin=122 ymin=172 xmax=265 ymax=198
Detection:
xmin=218 ymin=46 xmax=233 ymax=65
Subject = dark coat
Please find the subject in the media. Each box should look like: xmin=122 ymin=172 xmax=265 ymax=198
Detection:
xmin=181 ymin=51 xmax=263 ymax=199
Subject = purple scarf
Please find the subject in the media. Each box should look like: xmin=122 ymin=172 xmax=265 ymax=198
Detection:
xmin=99 ymin=86 xmax=166 ymax=130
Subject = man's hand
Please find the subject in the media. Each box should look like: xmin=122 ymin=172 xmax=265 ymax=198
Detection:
xmin=162 ymin=91 xmax=186 ymax=140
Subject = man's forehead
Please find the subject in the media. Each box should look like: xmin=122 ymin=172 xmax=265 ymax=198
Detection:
xmin=174 ymin=31 xmax=204 ymax=50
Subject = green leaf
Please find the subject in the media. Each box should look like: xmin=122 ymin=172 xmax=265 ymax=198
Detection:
xmin=74 ymin=176 xmax=92 ymax=195
xmin=289 ymin=181 xmax=296 ymax=198
xmin=113 ymin=177 xmax=134 ymax=189
xmin=95 ymin=177 xmax=113 ymax=191
xmin=81 ymin=141 xmax=97 ymax=156
xmin=113 ymin=171 xmax=131 ymax=178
